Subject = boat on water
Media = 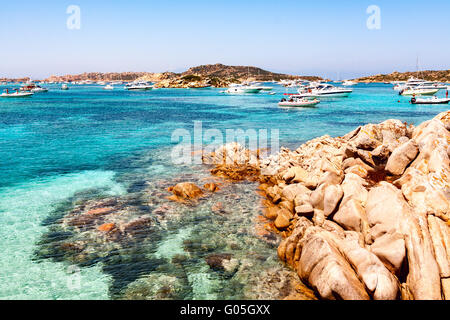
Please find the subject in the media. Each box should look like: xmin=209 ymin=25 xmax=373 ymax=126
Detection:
xmin=400 ymin=87 xmax=439 ymax=96
xmin=125 ymin=82 xmax=153 ymax=91
xmin=410 ymin=96 xmax=450 ymax=105
xmin=61 ymin=84 xmax=69 ymax=90
xmin=298 ymin=83 xmax=352 ymax=97
xmin=20 ymin=83 xmax=48 ymax=93
xmin=342 ymin=80 xmax=356 ymax=86
xmin=225 ymin=83 xmax=262 ymax=94
xmin=103 ymin=84 xmax=114 ymax=90
xmin=248 ymin=82 xmax=273 ymax=91
xmin=1 ymin=89 xmax=33 ymax=98
xmin=278 ymin=97 xmax=320 ymax=107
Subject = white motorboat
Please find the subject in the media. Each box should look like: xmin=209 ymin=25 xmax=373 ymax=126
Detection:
xmin=61 ymin=84 xmax=69 ymax=90
xmin=298 ymin=83 xmax=352 ymax=97
xmin=410 ymin=96 xmax=450 ymax=105
xmin=278 ymin=97 xmax=320 ymax=107
xmin=1 ymin=89 xmax=33 ymax=98
xmin=342 ymin=80 xmax=356 ymax=86
xmin=225 ymin=84 xmax=262 ymax=94
xmin=400 ymin=87 xmax=439 ymax=96
xmin=249 ymin=82 xmax=273 ymax=91
xmin=125 ymin=82 xmax=153 ymax=91
xmin=31 ymin=86 xmax=49 ymax=93
xmin=20 ymin=83 xmax=48 ymax=93
xmin=103 ymin=84 xmax=114 ymax=90
xmin=393 ymin=77 xmax=425 ymax=91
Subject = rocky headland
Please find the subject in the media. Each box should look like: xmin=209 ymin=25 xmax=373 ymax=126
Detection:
xmin=355 ymin=70 xmax=450 ymax=83
xmin=172 ymin=110 xmax=450 ymax=300
xmin=28 ymin=64 xmax=321 ymax=88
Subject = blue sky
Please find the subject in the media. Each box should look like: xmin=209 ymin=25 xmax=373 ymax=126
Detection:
xmin=1 ymin=0 xmax=449 ymax=79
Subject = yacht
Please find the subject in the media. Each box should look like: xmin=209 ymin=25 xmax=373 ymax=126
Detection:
xmin=400 ymin=87 xmax=439 ymax=96
xmin=297 ymin=83 xmax=352 ymax=98
xmin=411 ymin=96 xmax=449 ymax=105
xmin=103 ymin=84 xmax=114 ymax=90
xmin=225 ymin=83 xmax=262 ymax=94
xmin=342 ymin=80 xmax=357 ymax=86
xmin=1 ymin=89 xmax=34 ymax=98
xmin=249 ymin=82 xmax=273 ymax=91
xmin=278 ymin=97 xmax=320 ymax=107
xmin=20 ymin=83 xmax=48 ymax=93
xmin=61 ymin=84 xmax=69 ymax=90
xmin=125 ymin=82 xmax=153 ymax=91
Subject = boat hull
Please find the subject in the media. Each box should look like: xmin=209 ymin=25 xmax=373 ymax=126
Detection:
xmin=411 ymin=98 xmax=450 ymax=105
xmin=1 ymin=93 xmax=33 ymax=98
xmin=225 ymin=88 xmax=262 ymax=94
xmin=401 ymin=89 xmax=439 ymax=96
xmin=126 ymin=87 xmax=153 ymax=91
xmin=278 ymin=100 xmax=320 ymax=108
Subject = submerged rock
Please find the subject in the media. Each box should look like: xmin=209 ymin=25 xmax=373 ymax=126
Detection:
xmin=167 ymin=182 xmax=204 ymax=202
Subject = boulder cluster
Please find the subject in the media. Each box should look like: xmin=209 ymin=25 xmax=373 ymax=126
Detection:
xmin=200 ymin=111 xmax=449 ymax=300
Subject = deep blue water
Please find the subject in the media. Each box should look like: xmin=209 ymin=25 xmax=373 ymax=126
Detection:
xmin=0 ymin=83 xmax=448 ymax=299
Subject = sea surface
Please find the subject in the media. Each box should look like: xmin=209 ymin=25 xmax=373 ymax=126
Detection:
xmin=0 ymin=83 xmax=448 ymax=299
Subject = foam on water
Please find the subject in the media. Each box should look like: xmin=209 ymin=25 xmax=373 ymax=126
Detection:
xmin=0 ymin=170 xmax=126 ymax=299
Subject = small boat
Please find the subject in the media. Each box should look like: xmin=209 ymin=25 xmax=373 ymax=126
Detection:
xmin=103 ymin=84 xmax=114 ymax=90
xmin=31 ymin=86 xmax=48 ymax=93
xmin=400 ymin=87 xmax=439 ymax=96
xmin=225 ymin=84 xmax=262 ymax=94
xmin=1 ymin=89 xmax=33 ymax=98
xmin=125 ymin=82 xmax=153 ymax=91
xmin=20 ymin=83 xmax=48 ymax=93
xmin=61 ymin=84 xmax=69 ymax=90
xmin=411 ymin=96 xmax=450 ymax=105
xmin=278 ymin=97 xmax=320 ymax=107
xmin=298 ymin=83 xmax=352 ymax=98
xmin=342 ymin=80 xmax=356 ymax=86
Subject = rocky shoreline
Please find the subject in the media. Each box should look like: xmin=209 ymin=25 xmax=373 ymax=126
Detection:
xmin=354 ymin=70 xmax=450 ymax=83
xmin=170 ymin=110 xmax=449 ymax=300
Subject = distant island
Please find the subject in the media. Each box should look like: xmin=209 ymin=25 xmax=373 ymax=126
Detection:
xmin=354 ymin=70 xmax=450 ymax=83
xmin=0 ymin=64 xmax=322 ymax=88
xmin=3 ymin=66 xmax=449 ymax=87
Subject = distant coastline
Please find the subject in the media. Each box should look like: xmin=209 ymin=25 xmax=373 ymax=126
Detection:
xmin=0 ymin=64 xmax=322 ymax=88
xmin=353 ymin=70 xmax=450 ymax=83
xmin=2 ymin=65 xmax=449 ymax=88
xmin=0 ymin=63 xmax=322 ymax=88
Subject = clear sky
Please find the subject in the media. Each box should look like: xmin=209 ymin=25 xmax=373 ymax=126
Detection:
xmin=1 ymin=0 xmax=449 ymax=79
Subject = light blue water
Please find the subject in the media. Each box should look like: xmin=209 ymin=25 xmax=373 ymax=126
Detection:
xmin=0 ymin=83 xmax=448 ymax=299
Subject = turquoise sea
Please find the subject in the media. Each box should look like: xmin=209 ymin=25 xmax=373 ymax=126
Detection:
xmin=0 ymin=83 xmax=448 ymax=299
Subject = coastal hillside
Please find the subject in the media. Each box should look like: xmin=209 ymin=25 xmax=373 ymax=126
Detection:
xmin=355 ymin=70 xmax=450 ymax=83
xmin=33 ymin=64 xmax=320 ymax=88
xmin=181 ymin=63 xmax=320 ymax=81
xmin=45 ymin=72 xmax=152 ymax=83
xmin=149 ymin=63 xmax=322 ymax=88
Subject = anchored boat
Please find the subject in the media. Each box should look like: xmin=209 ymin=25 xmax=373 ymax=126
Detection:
xmin=1 ymin=89 xmax=33 ymax=98
xmin=278 ymin=97 xmax=320 ymax=107
xmin=225 ymin=84 xmax=262 ymax=94
xmin=298 ymin=83 xmax=352 ymax=98
xmin=400 ymin=87 xmax=439 ymax=96
xmin=125 ymin=82 xmax=153 ymax=91
xmin=411 ymin=96 xmax=450 ymax=104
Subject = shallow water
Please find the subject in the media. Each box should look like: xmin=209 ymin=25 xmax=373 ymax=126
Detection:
xmin=0 ymin=83 xmax=448 ymax=299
